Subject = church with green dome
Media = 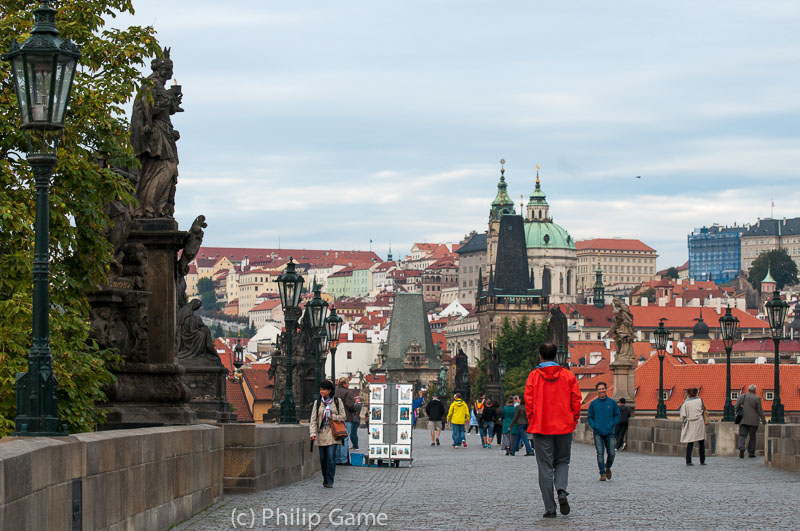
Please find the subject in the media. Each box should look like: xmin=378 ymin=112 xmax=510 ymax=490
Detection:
xmin=486 ymin=163 xmax=578 ymax=304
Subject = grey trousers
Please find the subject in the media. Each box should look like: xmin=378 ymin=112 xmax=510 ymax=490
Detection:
xmin=738 ymin=424 xmax=758 ymax=456
xmin=533 ymin=433 xmax=573 ymax=513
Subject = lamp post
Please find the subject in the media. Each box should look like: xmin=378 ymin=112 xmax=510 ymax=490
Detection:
xmin=233 ymin=340 xmax=244 ymax=371
xmin=437 ymin=366 xmax=448 ymax=395
xmin=306 ymin=284 xmax=329 ymax=403
xmin=556 ymin=345 xmax=568 ymax=367
xmin=324 ymin=306 xmax=343 ymax=381
xmin=719 ymin=306 xmax=740 ymax=422
xmin=765 ymin=290 xmax=788 ymax=424
xmin=319 ymin=328 xmax=330 ymax=380
xmin=4 ymin=2 xmax=80 ymax=436
xmin=498 ymin=360 xmax=507 ymax=402
xmin=276 ymin=258 xmax=304 ymax=424
xmin=653 ymin=319 xmax=669 ymax=419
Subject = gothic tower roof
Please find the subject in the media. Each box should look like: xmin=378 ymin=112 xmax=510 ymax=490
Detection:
xmin=381 ymin=292 xmax=442 ymax=371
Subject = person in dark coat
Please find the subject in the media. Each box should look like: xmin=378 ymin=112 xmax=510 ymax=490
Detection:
xmin=334 ymin=377 xmax=357 ymax=465
xmin=425 ymin=393 xmax=446 ymax=446
xmin=735 ymin=384 xmax=767 ymax=458
xmin=614 ymin=398 xmax=631 ymax=450
xmin=509 ymin=401 xmax=534 ymax=456
xmin=480 ymin=399 xmax=497 ymax=448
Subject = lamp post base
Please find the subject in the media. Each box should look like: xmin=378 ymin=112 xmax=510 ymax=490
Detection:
xmin=722 ymin=399 xmax=735 ymax=422
xmin=655 ymin=403 xmax=667 ymax=419
xmin=280 ymin=395 xmax=298 ymax=424
xmin=770 ymin=399 xmax=785 ymax=424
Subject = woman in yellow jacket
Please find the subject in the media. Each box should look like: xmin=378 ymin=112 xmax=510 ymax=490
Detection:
xmin=447 ymin=393 xmax=470 ymax=448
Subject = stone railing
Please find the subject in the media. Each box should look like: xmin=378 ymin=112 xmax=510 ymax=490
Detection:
xmin=765 ymin=424 xmax=800 ymax=474
xmin=573 ymin=417 xmax=764 ymax=457
xmin=0 ymin=422 xmax=319 ymax=531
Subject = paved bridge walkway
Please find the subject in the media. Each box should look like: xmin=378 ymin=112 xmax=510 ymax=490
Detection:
xmin=177 ymin=428 xmax=798 ymax=530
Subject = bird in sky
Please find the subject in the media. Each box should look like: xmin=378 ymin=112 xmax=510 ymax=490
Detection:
xmin=635 ymin=176 xmax=641 ymax=179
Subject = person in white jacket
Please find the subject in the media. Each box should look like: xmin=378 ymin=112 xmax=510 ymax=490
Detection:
xmin=679 ymin=388 xmax=707 ymax=466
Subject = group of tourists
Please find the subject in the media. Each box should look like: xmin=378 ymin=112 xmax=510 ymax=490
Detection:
xmin=307 ymin=342 xmax=771 ymax=520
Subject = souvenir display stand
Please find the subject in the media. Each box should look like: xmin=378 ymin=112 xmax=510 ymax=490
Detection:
xmin=367 ymin=383 xmax=414 ymax=467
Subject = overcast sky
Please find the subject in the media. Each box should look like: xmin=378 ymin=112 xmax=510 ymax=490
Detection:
xmin=112 ymin=1 xmax=800 ymax=267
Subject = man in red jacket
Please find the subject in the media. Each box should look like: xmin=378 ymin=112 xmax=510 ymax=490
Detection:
xmin=525 ymin=342 xmax=581 ymax=518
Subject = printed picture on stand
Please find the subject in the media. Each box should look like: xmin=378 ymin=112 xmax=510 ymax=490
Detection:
xmin=370 ymin=385 xmax=385 ymax=403
xmin=397 ymin=405 xmax=411 ymax=424
xmin=398 ymin=384 xmax=413 ymax=404
xmin=397 ymin=425 xmax=412 ymax=443
xmin=370 ymin=405 xmax=384 ymax=423
xmin=391 ymin=445 xmax=411 ymax=458
xmin=370 ymin=425 xmax=383 ymax=443
xmin=369 ymin=445 xmax=389 ymax=458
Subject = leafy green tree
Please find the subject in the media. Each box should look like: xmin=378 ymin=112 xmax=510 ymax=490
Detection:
xmin=196 ymin=277 xmax=219 ymax=311
xmin=0 ymin=1 xmax=161 ymax=434
xmin=501 ymin=366 xmax=529 ymax=398
xmin=663 ymin=267 xmax=679 ymax=280
xmin=748 ymin=249 xmax=799 ymax=291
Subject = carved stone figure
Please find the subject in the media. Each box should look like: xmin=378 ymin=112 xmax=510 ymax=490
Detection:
xmin=547 ymin=306 xmax=568 ymax=349
xmin=131 ymin=47 xmax=183 ymax=218
xmin=609 ymin=298 xmax=635 ymax=363
xmin=177 ymin=215 xmax=206 ymax=307
xmin=101 ymin=166 xmax=137 ymax=281
xmin=455 ymin=349 xmax=469 ymax=389
xmin=177 ymin=299 xmax=218 ymax=363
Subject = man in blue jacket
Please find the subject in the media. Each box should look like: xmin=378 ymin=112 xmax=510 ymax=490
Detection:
xmin=587 ymin=382 xmax=620 ymax=481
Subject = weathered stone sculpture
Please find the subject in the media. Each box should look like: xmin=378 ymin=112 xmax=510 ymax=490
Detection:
xmin=609 ymin=298 xmax=635 ymax=363
xmin=131 ymin=47 xmax=182 ymax=219
xmin=454 ymin=348 xmax=470 ymax=402
xmin=177 ymin=299 xmax=216 ymax=361
xmin=608 ymin=297 xmax=636 ymax=412
xmin=547 ymin=306 xmax=569 ymax=350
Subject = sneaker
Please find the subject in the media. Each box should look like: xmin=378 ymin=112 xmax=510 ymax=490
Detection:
xmin=599 ymin=474 xmax=607 ymax=481
xmin=431 ymin=442 xmax=435 ymax=446
xmin=557 ymin=490 xmax=570 ymax=515
xmin=452 ymin=445 xmax=458 ymax=449
xmin=525 ymin=452 xmax=535 ymax=456
xmin=739 ymin=449 xmax=745 ymax=459
xmin=487 ymin=444 xmax=492 ymax=449
xmin=542 ymin=511 xmax=557 ymax=519
xmin=606 ymin=468 xmax=612 ymax=480
xmin=621 ymin=442 xmax=626 ymax=451
xmin=463 ymin=441 xmax=467 ymax=448
xmin=748 ymin=454 xmax=756 ymax=458
xmin=686 ymin=462 xmax=693 ymax=466
xmin=436 ymin=439 xmax=440 ymax=446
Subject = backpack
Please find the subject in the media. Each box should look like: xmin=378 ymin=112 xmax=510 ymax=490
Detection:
xmin=475 ymin=399 xmax=485 ymax=421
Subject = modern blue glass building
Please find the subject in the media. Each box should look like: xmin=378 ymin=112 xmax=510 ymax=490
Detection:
xmin=688 ymin=225 xmax=743 ymax=284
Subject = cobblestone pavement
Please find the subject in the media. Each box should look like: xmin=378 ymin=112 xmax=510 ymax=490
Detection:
xmin=176 ymin=428 xmax=799 ymax=530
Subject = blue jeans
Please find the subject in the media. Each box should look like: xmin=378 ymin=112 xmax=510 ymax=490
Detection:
xmin=335 ymin=424 xmax=350 ymax=464
xmin=451 ymin=423 xmax=465 ymax=446
xmin=593 ymin=432 xmax=616 ymax=474
xmin=348 ymin=421 xmax=360 ymax=449
xmin=479 ymin=422 xmax=494 ymax=441
xmin=511 ymin=425 xmax=533 ymax=454
xmin=319 ymin=444 xmax=336 ymax=485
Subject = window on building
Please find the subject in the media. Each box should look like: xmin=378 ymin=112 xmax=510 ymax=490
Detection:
xmin=662 ymin=391 xmax=669 ymax=401
xmin=347 ymin=351 xmax=352 ymax=359
xmin=730 ymin=391 xmax=739 ymax=400
xmin=765 ymin=391 xmax=774 ymax=401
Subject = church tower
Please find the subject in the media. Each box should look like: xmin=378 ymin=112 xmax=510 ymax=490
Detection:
xmin=526 ymin=168 xmax=551 ymax=222
xmin=486 ymin=159 xmax=515 ymax=282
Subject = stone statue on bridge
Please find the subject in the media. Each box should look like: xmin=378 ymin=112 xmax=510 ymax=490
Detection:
xmin=609 ymin=298 xmax=635 ymax=363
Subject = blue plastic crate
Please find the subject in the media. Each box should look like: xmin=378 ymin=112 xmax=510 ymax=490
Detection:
xmin=350 ymin=453 xmax=365 ymax=467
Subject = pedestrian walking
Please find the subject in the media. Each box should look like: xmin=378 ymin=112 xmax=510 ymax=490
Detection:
xmin=412 ymin=390 xmax=425 ymax=428
xmin=447 ymin=392 xmax=470 ymax=448
xmin=587 ymin=382 xmax=620 ymax=480
xmin=349 ymin=389 xmax=362 ymax=450
xmin=467 ymin=405 xmax=480 ymax=434
xmin=525 ymin=343 xmax=581 ymax=518
xmin=734 ymin=384 xmax=767 ymax=458
xmin=333 ymin=377 xmax=358 ymax=465
xmin=310 ymin=380 xmax=347 ymax=488
xmin=425 ymin=393 xmax=446 ymax=446
xmin=480 ymin=398 xmax=497 ymax=448
xmin=493 ymin=401 xmax=503 ymax=446
xmin=509 ymin=401 xmax=534 ymax=456
xmin=679 ymin=387 xmax=707 ymax=466
xmin=501 ymin=397 xmax=516 ymax=454
xmin=614 ymin=398 xmax=630 ymax=451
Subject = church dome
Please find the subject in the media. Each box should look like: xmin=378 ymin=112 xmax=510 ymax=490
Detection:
xmin=692 ymin=312 xmax=710 ymax=339
xmin=524 ymin=221 xmax=575 ymax=250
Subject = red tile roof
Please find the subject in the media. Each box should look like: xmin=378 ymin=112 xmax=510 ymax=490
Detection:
xmin=242 ymin=368 xmax=274 ymax=401
xmin=226 ymin=379 xmax=254 ymax=422
xmin=250 ymin=299 xmax=282 ymax=312
xmin=196 ymin=247 xmax=381 ymax=265
xmin=575 ymin=238 xmax=656 ymax=252
xmin=634 ymin=356 xmax=800 ymax=413
xmin=365 ymin=374 xmax=387 ymax=384
xmin=630 ymin=306 xmax=767 ymax=330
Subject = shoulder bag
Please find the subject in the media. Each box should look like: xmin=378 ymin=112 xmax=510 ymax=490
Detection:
xmin=331 ymin=399 xmax=348 ymax=441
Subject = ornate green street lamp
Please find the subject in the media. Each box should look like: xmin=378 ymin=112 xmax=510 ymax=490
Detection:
xmin=4 ymin=2 xmax=80 ymax=436
xmin=556 ymin=345 xmax=568 ymax=367
xmin=765 ymin=291 xmax=788 ymax=424
xmin=324 ymin=306 xmax=344 ymax=381
xmin=719 ymin=307 xmax=740 ymax=422
xmin=233 ymin=340 xmax=245 ymax=371
xmin=276 ymin=258 xmax=304 ymax=424
xmin=319 ymin=328 xmax=330 ymax=380
xmin=306 ymin=284 xmax=328 ymax=402
xmin=437 ymin=366 xmax=448 ymax=395
xmin=653 ymin=319 xmax=669 ymax=419
xmin=498 ymin=360 xmax=507 ymax=403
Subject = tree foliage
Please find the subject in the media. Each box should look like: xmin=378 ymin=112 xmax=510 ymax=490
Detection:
xmin=748 ymin=249 xmax=799 ymax=291
xmin=0 ymin=1 xmax=161 ymax=435
xmin=197 ymin=277 xmax=219 ymax=311
xmin=496 ymin=316 xmax=548 ymax=372
xmin=663 ymin=267 xmax=679 ymax=280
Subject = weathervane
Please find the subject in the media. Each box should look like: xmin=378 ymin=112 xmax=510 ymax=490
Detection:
xmin=500 ymin=158 xmax=505 ymax=177
xmin=536 ymin=163 xmax=541 ymax=185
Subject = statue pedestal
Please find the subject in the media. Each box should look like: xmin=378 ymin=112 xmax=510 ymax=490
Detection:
xmin=93 ymin=218 xmax=196 ymax=429
xmin=485 ymin=382 xmax=503 ymax=405
xmin=181 ymin=362 xmax=236 ymax=423
xmin=610 ymin=359 xmax=636 ymax=412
